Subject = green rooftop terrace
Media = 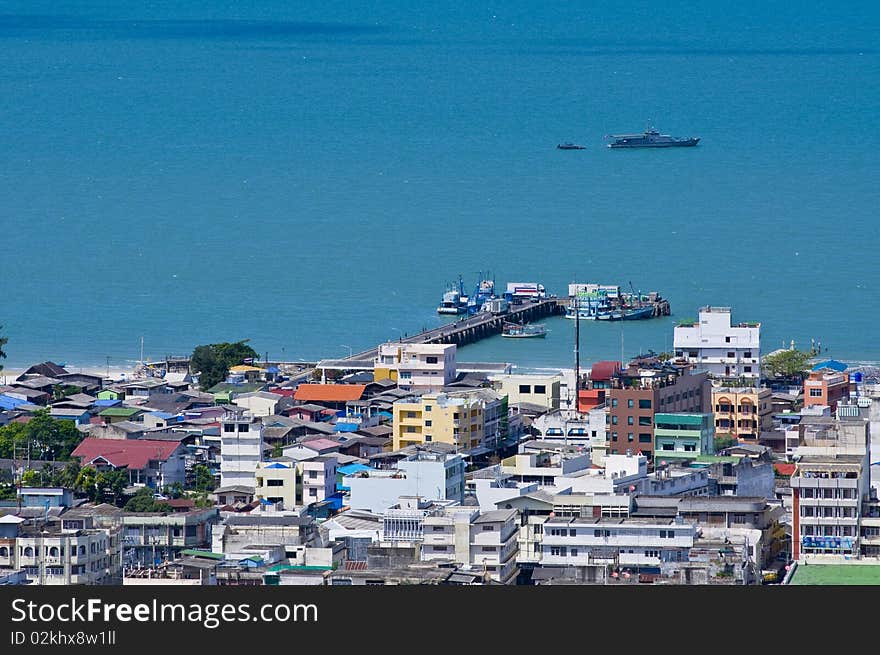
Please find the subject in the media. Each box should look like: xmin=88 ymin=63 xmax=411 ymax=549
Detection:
xmin=790 ymin=564 xmax=880 ymax=585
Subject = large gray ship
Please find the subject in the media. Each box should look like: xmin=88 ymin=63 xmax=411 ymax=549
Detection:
xmin=607 ymin=128 xmax=699 ymax=148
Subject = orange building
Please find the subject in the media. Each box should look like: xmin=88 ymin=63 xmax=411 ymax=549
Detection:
xmin=803 ymin=370 xmax=850 ymax=411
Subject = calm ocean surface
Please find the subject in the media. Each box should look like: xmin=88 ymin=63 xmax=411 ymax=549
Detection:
xmin=1 ymin=1 xmax=878 ymax=371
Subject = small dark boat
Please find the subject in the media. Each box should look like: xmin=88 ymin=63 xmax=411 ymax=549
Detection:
xmin=557 ymin=142 xmax=587 ymax=150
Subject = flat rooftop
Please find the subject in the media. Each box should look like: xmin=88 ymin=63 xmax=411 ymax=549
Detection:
xmin=790 ymin=564 xmax=880 ymax=585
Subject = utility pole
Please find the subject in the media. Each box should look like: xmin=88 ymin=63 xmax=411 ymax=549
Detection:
xmin=573 ymin=296 xmax=580 ymax=417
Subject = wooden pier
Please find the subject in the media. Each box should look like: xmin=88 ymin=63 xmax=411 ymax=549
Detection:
xmin=349 ymin=299 xmax=565 ymax=361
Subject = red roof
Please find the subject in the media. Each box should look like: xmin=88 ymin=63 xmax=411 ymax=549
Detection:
xmin=294 ymin=384 xmax=366 ymax=403
xmin=774 ymin=463 xmax=796 ymax=476
xmin=268 ymin=387 xmax=297 ymax=398
xmin=71 ymin=438 xmax=181 ymax=470
xmin=590 ymin=361 xmax=621 ymax=382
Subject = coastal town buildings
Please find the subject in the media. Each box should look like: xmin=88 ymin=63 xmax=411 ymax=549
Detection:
xmin=673 ymin=306 xmax=761 ymax=384
xmin=373 ymin=343 xmax=457 ymax=392
xmin=602 ymin=356 xmax=710 ymax=460
xmin=220 ymin=409 xmax=264 ymax=488
xmin=711 ymin=387 xmax=773 ymax=441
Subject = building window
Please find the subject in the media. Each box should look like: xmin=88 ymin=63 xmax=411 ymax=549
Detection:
xmin=400 ymin=372 xmax=412 ymax=380
xmin=426 ymin=356 xmax=438 ymax=364
xmin=638 ymin=399 xmax=652 ymax=409
xmin=627 ymin=433 xmax=634 ymax=442
xmin=725 ymin=337 xmax=731 ymax=343
xmin=688 ymin=351 xmax=697 ymax=358
xmin=482 ymin=546 xmax=496 ymax=552
xmin=570 ymin=548 xmax=578 ymax=557
xmin=661 ymin=443 xmax=674 ymax=451
xmin=267 ymin=479 xmax=284 ymax=487
xmin=638 ymin=416 xmax=651 ymax=426
xmin=744 ymin=367 xmax=752 ymax=373
xmin=223 ymin=423 xmax=235 ymax=433
xmin=627 ymin=416 xmax=634 ymax=425
xmin=744 ymin=351 xmax=752 ymax=358
xmin=611 ymin=416 xmax=618 ymax=425
xmin=611 ymin=399 xmax=618 ymax=408
xmin=809 ymin=389 xmax=823 ymax=397
xmin=425 ymin=435 xmax=432 ymax=442
xmin=239 ymin=423 xmax=249 ymax=432
xmin=309 ymin=471 xmax=318 ymax=479
xmin=425 ymin=420 xmax=432 ymax=427
xmin=611 ymin=432 xmax=618 ymax=441
xmin=425 ymin=405 xmax=432 ymax=412
xmin=407 ymin=411 xmax=417 ymax=418
xmin=550 ymin=547 xmax=566 ymax=556
xmin=308 ymin=489 xmax=317 ymax=497
xmin=627 ymin=399 xmax=634 ymax=408
xmin=519 ymin=385 xmax=531 ymax=394
xmin=482 ymin=525 xmax=495 ymax=531
xmin=406 ymin=426 xmax=416 ymax=433
xmin=683 ymin=444 xmax=696 ymax=451
xmin=569 ymin=529 xmax=576 ymax=537
xmin=639 ymin=434 xmax=652 ymax=443
xmin=534 ymin=385 xmax=546 ymax=394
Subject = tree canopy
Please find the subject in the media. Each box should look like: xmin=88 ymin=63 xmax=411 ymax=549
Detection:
xmin=190 ymin=340 xmax=259 ymax=390
xmin=762 ymin=348 xmax=814 ymax=380
xmin=124 ymin=487 xmax=172 ymax=513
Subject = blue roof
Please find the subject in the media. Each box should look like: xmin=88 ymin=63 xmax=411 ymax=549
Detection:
xmin=334 ymin=422 xmax=360 ymax=433
xmin=263 ymin=462 xmax=290 ymax=469
xmin=148 ymin=411 xmax=175 ymax=419
xmin=267 ymin=366 xmax=280 ymax=373
xmin=378 ymin=411 xmax=393 ymax=418
xmin=812 ymin=359 xmax=847 ymax=372
xmin=0 ymin=395 xmax=27 ymax=410
xmin=94 ymin=399 xmax=121 ymax=407
xmin=324 ymin=493 xmax=344 ymax=510
xmin=338 ymin=463 xmax=372 ymax=476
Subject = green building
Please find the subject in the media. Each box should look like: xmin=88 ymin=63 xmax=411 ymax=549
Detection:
xmin=654 ymin=413 xmax=715 ymax=458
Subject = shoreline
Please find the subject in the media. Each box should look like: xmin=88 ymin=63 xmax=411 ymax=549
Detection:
xmin=0 ymin=364 xmax=138 ymax=386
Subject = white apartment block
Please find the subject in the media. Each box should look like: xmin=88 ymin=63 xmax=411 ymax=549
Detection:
xmin=299 ymin=456 xmax=338 ymax=505
xmin=674 ymin=306 xmax=761 ymax=384
xmin=541 ymin=517 xmax=695 ymax=568
xmin=420 ymin=508 xmax=519 ymax=584
xmin=220 ymin=410 xmax=264 ymax=488
xmin=375 ymin=343 xmax=457 ymax=392
xmin=344 ymin=452 xmax=466 ymax=513
xmin=0 ymin=516 xmax=122 ymax=585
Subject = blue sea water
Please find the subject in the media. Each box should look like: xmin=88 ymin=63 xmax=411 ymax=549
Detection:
xmin=1 ymin=1 xmax=878 ymax=371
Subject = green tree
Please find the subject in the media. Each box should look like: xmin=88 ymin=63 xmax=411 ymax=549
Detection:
xmin=97 ymin=469 xmax=129 ymax=506
xmin=51 ymin=460 xmax=81 ymax=489
xmin=762 ymin=348 xmax=814 ymax=380
xmin=20 ymin=469 xmax=42 ymax=487
xmin=162 ymin=482 xmax=185 ymax=499
xmin=24 ymin=408 xmax=83 ymax=460
xmin=74 ymin=466 xmax=99 ymax=502
xmin=714 ymin=433 xmax=738 ymax=452
xmin=124 ymin=487 xmax=172 ymax=513
xmin=191 ymin=491 xmax=214 ymax=509
xmin=192 ymin=464 xmax=215 ymax=492
xmin=51 ymin=384 xmax=82 ymax=402
xmin=190 ymin=340 xmax=259 ymax=391
xmin=0 ymin=325 xmax=7 ymax=373
xmin=0 ymin=422 xmax=27 ymax=459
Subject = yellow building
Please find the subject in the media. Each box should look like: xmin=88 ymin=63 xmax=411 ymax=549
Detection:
xmin=393 ymin=393 xmax=484 ymax=452
xmin=711 ymin=387 xmax=773 ymax=441
xmin=254 ymin=461 xmax=301 ymax=510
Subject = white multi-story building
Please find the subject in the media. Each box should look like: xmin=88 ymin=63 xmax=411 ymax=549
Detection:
xmin=220 ymin=409 xmax=264 ymax=488
xmin=541 ymin=516 xmax=695 ymax=568
xmin=344 ymin=452 xmax=466 ymax=513
xmin=421 ymin=507 xmax=519 ymax=584
xmin=374 ymin=343 xmax=457 ymax=392
xmin=299 ymin=456 xmax=338 ymax=505
xmin=673 ymin=306 xmax=761 ymax=384
xmin=0 ymin=515 xmax=122 ymax=585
